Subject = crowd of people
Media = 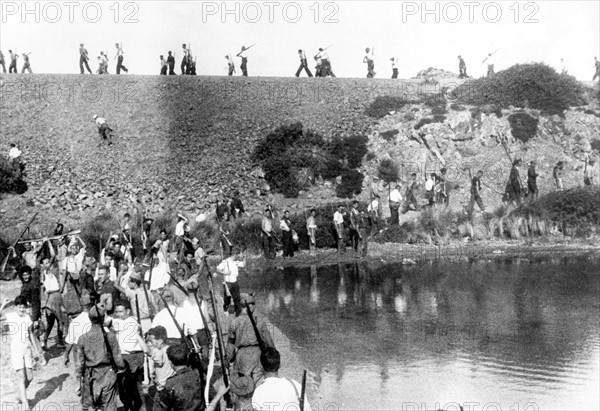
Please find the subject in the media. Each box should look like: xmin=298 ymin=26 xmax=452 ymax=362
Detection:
xmin=0 ymin=210 xmax=311 ymax=411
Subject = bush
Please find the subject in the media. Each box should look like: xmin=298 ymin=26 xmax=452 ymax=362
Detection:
xmin=380 ymin=129 xmax=399 ymax=142
xmin=365 ymin=96 xmax=409 ymax=118
xmin=81 ymin=212 xmax=121 ymax=259
xmin=431 ymin=105 xmax=448 ymax=116
xmin=252 ymin=123 xmax=368 ymax=198
xmin=508 ymin=112 xmax=539 ymax=143
xmin=418 ymin=206 xmax=456 ymax=239
xmin=378 ymin=159 xmax=399 ymax=186
xmin=0 ymin=156 xmax=27 ymax=194
xmin=452 ymin=63 xmax=586 ymax=116
xmin=365 ymin=151 xmax=376 ymax=161
xmin=415 ymin=115 xmax=445 ymax=130
xmin=336 ymin=170 xmax=364 ymax=198
xmin=450 ymin=103 xmax=465 ymax=111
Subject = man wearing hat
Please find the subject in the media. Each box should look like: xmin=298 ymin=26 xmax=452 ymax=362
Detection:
xmin=227 ymin=292 xmax=275 ymax=408
xmin=93 ymin=114 xmax=113 ymax=146
xmin=77 ymin=304 xmax=126 ymax=411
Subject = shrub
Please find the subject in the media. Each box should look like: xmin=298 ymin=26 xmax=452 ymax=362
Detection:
xmin=591 ymin=140 xmax=600 ymax=152
xmin=450 ymin=103 xmax=465 ymax=111
xmin=508 ymin=112 xmax=539 ymax=143
xmin=81 ymin=212 xmax=121 ymax=259
xmin=378 ymin=159 xmax=399 ymax=186
xmin=380 ymin=129 xmax=399 ymax=142
xmin=365 ymin=151 xmax=376 ymax=161
xmin=431 ymin=105 xmax=448 ymax=116
xmin=252 ymin=123 xmax=368 ymax=198
xmin=452 ymin=63 xmax=586 ymax=116
xmin=404 ymin=112 xmax=415 ymax=121
xmin=415 ymin=115 xmax=445 ymax=130
xmin=0 ymin=156 xmax=27 ymax=194
xmin=336 ymin=170 xmax=364 ymax=198
xmin=365 ymin=96 xmax=409 ymax=118
xmin=418 ymin=206 xmax=456 ymax=239
xmin=536 ymin=187 xmax=600 ymax=232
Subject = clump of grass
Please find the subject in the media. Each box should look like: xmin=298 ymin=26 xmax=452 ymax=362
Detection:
xmin=508 ymin=112 xmax=539 ymax=143
xmin=380 ymin=129 xmax=399 ymax=142
xmin=365 ymin=96 xmax=409 ymax=118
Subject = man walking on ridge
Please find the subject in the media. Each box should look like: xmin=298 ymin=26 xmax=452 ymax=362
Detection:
xmin=114 ymin=43 xmax=129 ymax=74
xmin=458 ymin=55 xmax=467 ymax=78
xmin=391 ymin=57 xmax=398 ymax=79
xmin=295 ymin=49 xmax=313 ymax=77
xmin=364 ymin=47 xmax=375 ymax=78
xmin=0 ymin=50 xmax=6 ymax=73
xmin=167 ymin=51 xmax=175 ymax=75
xmin=237 ymin=45 xmax=254 ymax=77
xmin=21 ymin=53 xmax=32 ymax=73
xmin=594 ymin=57 xmax=600 ymax=81
xmin=79 ymin=43 xmax=92 ymax=74
xmin=8 ymin=49 xmax=18 ymax=73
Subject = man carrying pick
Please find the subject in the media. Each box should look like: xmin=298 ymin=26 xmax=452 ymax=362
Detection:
xmin=363 ymin=47 xmax=375 ymax=78
xmin=114 ymin=43 xmax=129 ymax=74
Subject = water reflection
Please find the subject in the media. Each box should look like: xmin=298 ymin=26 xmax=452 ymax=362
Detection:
xmin=246 ymin=256 xmax=600 ymax=410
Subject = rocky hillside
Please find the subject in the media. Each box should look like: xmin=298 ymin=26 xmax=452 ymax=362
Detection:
xmin=1 ymin=73 xmax=599 ymax=231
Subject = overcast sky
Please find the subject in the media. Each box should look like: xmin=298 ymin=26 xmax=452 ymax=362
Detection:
xmin=1 ymin=0 xmax=599 ymax=80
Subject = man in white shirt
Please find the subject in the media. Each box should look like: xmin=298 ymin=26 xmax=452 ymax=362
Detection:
xmin=425 ymin=173 xmax=436 ymax=207
xmin=252 ymin=347 xmax=311 ymax=411
xmin=389 ymin=184 xmax=402 ymax=225
xmin=114 ymin=42 xmax=128 ymax=74
xmin=9 ymin=143 xmax=21 ymax=159
xmin=92 ymin=114 xmax=113 ymax=145
xmin=110 ymin=299 xmax=147 ymax=411
xmin=151 ymin=289 xmax=187 ymax=343
xmin=217 ymin=250 xmax=245 ymax=315
xmin=483 ymin=51 xmax=496 ymax=77
xmin=333 ymin=204 xmax=345 ymax=254
xmin=147 ymin=230 xmax=171 ymax=291
xmin=315 ymin=47 xmax=335 ymax=77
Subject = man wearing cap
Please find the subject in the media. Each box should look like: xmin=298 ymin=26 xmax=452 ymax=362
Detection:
xmin=109 ymin=299 xmax=148 ymax=411
xmin=217 ymin=249 xmax=245 ymax=315
xmin=261 ymin=208 xmax=275 ymax=259
xmin=77 ymin=304 xmax=126 ymax=411
xmin=93 ymin=115 xmax=113 ymax=146
xmin=227 ymin=292 xmax=275 ymax=408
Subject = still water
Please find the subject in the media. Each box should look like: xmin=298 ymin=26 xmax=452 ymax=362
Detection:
xmin=244 ymin=256 xmax=600 ymax=411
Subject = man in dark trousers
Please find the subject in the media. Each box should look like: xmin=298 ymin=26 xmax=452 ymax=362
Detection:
xmin=114 ymin=43 xmax=129 ymax=74
xmin=527 ymin=160 xmax=539 ymax=200
xmin=230 ymin=190 xmax=245 ymax=220
xmin=295 ymin=49 xmax=313 ymax=77
xmin=79 ymin=43 xmax=92 ymax=74
xmin=593 ymin=57 xmax=600 ymax=81
xmin=363 ymin=47 xmax=375 ymax=78
xmin=77 ymin=305 xmax=126 ymax=411
xmin=468 ymin=170 xmax=485 ymax=214
xmin=160 ymin=55 xmax=167 ymax=75
xmin=237 ymin=45 xmax=251 ymax=77
xmin=8 ymin=49 xmax=18 ymax=73
xmin=181 ymin=44 xmax=190 ymax=75
xmin=458 ymin=55 xmax=468 ymax=78
xmin=227 ymin=292 xmax=275 ymax=410
xmin=93 ymin=115 xmax=114 ymax=146
xmin=391 ymin=57 xmax=398 ymax=79
xmin=506 ymin=159 xmax=524 ymax=205
xmin=21 ymin=53 xmax=32 ymax=73
xmin=402 ymin=173 xmax=421 ymax=213
xmin=167 ymin=51 xmax=175 ymax=75
xmin=154 ymin=344 xmax=204 ymax=411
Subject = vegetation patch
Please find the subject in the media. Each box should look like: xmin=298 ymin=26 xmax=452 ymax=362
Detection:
xmin=0 ymin=157 xmax=27 ymax=195
xmin=365 ymin=96 xmax=410 ymax=118
xmin=508 ymin=112 xmax=539 ymax=143
xmin=379 ymin=129 xmax=399 ymax=142
xmin=252 ymin=122 xmax=368 ymax=198
xmin=415 ymin=114 xmax=446 ymax=130
xmin=452 ymin=63 xmax=586 ymax=116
